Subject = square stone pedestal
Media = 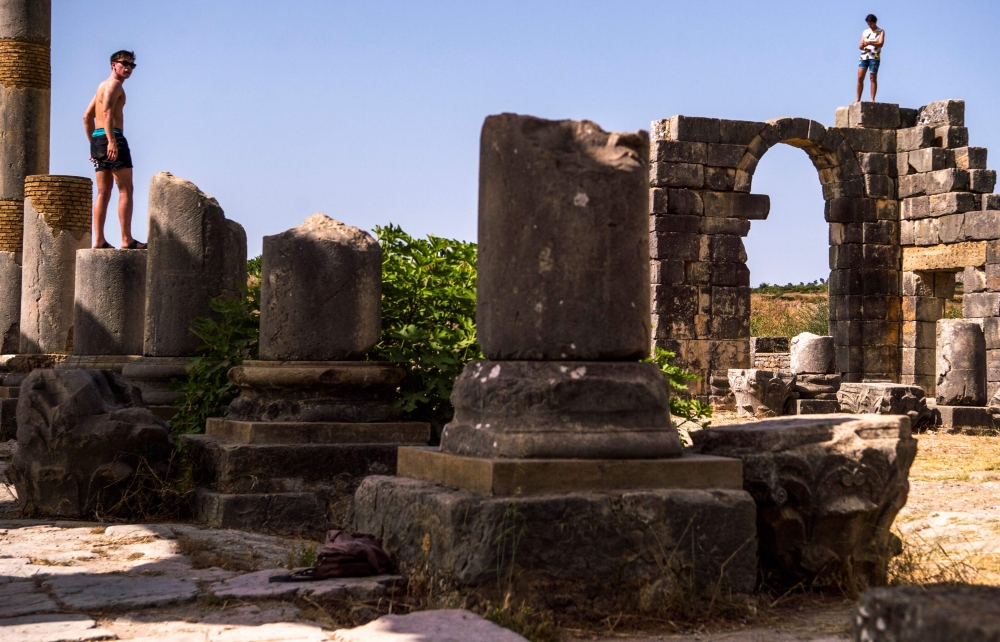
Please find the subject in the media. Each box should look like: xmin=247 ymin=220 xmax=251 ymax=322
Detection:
xmin=936 ymin=405 xmax=995 ymax=434
xmin=352 ymin=448 xmax=757 ymax=613
xmin=182 ymin=418 xmax=429 ymax=536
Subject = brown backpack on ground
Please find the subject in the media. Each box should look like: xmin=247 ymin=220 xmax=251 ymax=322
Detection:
xmin=270 ymin=530 xmax=393 ymax=582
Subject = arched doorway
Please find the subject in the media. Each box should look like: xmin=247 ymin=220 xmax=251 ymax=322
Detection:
xmin=650 ymin=115 xmax=901 ymax=395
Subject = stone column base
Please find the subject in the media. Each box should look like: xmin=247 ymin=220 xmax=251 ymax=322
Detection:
xmin=120 ymin=356 xmax=190 ymax=407
xmin=936 ymin=405 xmax=995 ymax=434
xmin=54 ymin=354 xmax=142 ymax=373
xmin=397 ymin=446 xmax=742 ymax=496
xmin=180 ymin=417 xmax=431 ymax=536
xmin=352 ymin=475 xmax=757 ymax=613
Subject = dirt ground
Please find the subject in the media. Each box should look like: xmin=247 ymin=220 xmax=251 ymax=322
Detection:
xmin=2 ymin=426 xmax=999 ymax=641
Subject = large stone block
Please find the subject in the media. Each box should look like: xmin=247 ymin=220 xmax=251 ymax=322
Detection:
xmin=702 ymin=191 xmax=770 ymax=219
xmin=73 ymin=249 xmax=146 ymax=356
xmin=143 ymin=173 xmax=247 ymax=357
xmin=477 ymin=115 xmax=649 ymax=360
xmin=895 ymin=126 xmax=934 ymax=152
xmin=917 ymin=99 xmax=965 ymax=127
xmin=837 ymin=382 xmax=932 ymax=429
xmin=790 ymin=333 xmax=835 ymax=374
xmin=936 ymin=319 xmax=987 ymax=406
xmin=649 ymin=161 xmax=703 ymax=188
xmin=7 ymin=369 xmax=173 ymax=517
xmin=694 ymin=414 xmax=916 ymax=590
xmin=259 ymin=215 xmax=380 ymax=361
xmin=728 ymin=368 xmax=795 ymax=418
xmin=952 ymin=146 xmax=987 ymax=170
xmin=854 ymin=585 xmax=1000 ymax=642
xmin=848 ymin=101 xmax=900 ymax=129
xmin=439 ymin=360 xmax=682 ymax=459
xmin=352 ymin=475 xmax=757 ymax=613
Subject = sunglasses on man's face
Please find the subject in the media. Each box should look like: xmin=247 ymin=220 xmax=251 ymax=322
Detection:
xmin=117 ymin=61 xmax=136 ymax=69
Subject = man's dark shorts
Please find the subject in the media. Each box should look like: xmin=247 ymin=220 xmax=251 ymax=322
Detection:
xmin=90 ymin=130 xmax=133 ymax=171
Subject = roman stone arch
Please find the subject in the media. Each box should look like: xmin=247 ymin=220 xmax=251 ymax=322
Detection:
xmin=649 ymin=100 xmax=997 ymax=400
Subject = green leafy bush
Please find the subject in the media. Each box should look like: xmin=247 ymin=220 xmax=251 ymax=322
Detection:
xmin=644 ymin=347 xmax=712 ymax=431
xmin=369 ymin=225 xmax=481 ymax=438
xmin=168 ymin=259 xmax=261 ymax=439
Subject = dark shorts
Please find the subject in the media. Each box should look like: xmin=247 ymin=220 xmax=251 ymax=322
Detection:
xmin=859 ymin=58 xmax=880 ymax=74
xmin=91 ymin=132 xmax=133 ymax=171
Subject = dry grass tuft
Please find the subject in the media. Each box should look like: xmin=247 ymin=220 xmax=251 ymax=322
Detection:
xmin=750 ymin=292 xmax=828 ymax=338
xmin=175 ymin=533 xmax=262 ymax=572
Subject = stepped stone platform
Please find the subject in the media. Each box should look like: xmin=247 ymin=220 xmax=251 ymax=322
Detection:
xmin=182 ymin=416 xmax=429 ymax=536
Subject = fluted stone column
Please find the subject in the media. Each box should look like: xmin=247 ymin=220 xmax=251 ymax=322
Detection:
xmin=72 ymin=249 xmax=146 ymax=356
xmin=0 ymin=0 xmax=50 ymax=353
xmin=19 ymin=175 xmax=91 ymax=354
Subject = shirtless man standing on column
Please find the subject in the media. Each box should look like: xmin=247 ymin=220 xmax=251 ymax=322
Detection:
xmin=83 ymin=50 xmax=145 ymax=249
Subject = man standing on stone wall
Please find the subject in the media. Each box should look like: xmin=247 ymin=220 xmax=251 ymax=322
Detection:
xmin=856 ymin=14 xmax=884 ymax=103
xmin=83 ymin=50 xmax=146 ymax=249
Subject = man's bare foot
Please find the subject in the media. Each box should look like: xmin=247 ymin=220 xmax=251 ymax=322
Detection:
xmin=94 ymin=241 xmax=113 ymax=249
xmin=125 ymin=239 xmax=147 ymax=249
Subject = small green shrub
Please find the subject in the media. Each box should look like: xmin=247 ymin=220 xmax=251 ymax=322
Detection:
xmin=168 ymin=258 xmax=262 ymax=438
xmin=369 ymin=224 xmax=481 ymax=439
xmin=644 ymin=347 xmax=712 ymax=435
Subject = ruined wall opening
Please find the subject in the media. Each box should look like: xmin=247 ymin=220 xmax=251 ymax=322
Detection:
xmin=745 ymin=143 xmax=831 ymax=342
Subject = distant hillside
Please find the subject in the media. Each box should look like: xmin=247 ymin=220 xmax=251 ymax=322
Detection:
xmin=749 ymin=281 xmax=963 ymax=339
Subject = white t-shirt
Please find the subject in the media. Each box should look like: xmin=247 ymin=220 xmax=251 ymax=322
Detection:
xmin=861 ymin=28 xmax=883 ymax=60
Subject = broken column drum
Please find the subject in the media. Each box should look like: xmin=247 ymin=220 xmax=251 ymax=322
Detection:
xmin=0 ymin=0 xmax=51 ymax=353
xmin=72 ymin=249 xmax=146 ymax=356
xmin=936 ymin=319 xmax=986 ymax=406
xmin=19 ymin=175 xmax=91 ymax=354
xmin=229 ymin=214 xmax=396 ymax=423
xmin=443 ymin=114 xmax=679 ymax=459
xmin=122 ymin=173 xmax=246 ymax=406
xmin=353 ymin=114 xmax=757 ymax=612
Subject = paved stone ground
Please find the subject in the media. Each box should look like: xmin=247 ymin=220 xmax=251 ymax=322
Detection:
xmin=3 ymin=429 xmax=999 ymax=641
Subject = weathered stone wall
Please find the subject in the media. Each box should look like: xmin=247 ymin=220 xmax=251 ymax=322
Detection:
xmin=651 ymin=99 xmax=997 ymax=397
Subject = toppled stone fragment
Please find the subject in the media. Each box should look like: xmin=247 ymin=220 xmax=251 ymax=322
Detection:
xmin=837 ymin=382 xmax=932 ymax=430
xmin=694 ymin=414 xmax=916 ymax=589
xmin=728 ymin=368 xmax=796 ymax=418
xmin=7 ymin=369 xmax=173 ymax=517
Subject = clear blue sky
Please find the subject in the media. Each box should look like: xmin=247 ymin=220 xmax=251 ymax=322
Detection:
xmin=51 ymin=1 xmax=1000 ymax=286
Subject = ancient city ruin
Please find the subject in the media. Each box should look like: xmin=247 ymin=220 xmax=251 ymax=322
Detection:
xmin=0 ymin=1 xmax=998 ymax=640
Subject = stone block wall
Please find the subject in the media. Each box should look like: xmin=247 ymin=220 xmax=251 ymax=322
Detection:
xmin=651 ymin=99 xmax=997 ymax=397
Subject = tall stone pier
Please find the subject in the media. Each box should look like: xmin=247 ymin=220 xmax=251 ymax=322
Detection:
xmin=181 ymin=214 xmax=429 ymax=535
xmin=352 ymin=114 xmax=756 ymax=614
xmin=121 ymin=173 xmax=246 ymax=408
xmin=0 ymin=0 xmax=50 ymax=353
xmin=19 ymin=175 xmax=90 ymax=354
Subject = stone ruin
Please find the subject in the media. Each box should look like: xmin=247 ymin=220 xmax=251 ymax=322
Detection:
xmin=0 ymin=0 xmax=970 ymax=615
xmin=650 ymin=99 xmax=1000 ymax=432
xmin=182 ymin=214 xmax=429 ymax=535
